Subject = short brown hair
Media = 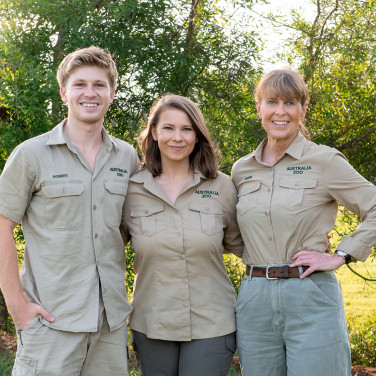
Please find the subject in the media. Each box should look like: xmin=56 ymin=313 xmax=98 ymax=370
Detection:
xmin=57 ymin=46 xmax=118 ymax=90
xmin=139 ymin=94 xmax=218 ymax=178
xmin=255 ymin=68 xmax=310 ymax=139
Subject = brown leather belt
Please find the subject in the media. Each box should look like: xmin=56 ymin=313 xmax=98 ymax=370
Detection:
xmin=246 ymin=265 xmax=310 ymax=279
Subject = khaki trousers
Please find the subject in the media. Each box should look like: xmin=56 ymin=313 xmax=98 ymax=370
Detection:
xmin=236 ymin=271 xmax=351 ymax=376
xmin=12 ymin=310 xmax=129 ymax=376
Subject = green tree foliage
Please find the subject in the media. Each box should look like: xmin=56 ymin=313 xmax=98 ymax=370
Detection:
xmin=279 ymin=0 xmax=376 ymax=182
xmin=0 ymin=0 xmax=263 ymax=171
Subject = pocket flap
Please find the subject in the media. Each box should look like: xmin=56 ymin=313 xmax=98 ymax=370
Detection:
xmin=104 ymin=180 xmax=128 ymax=195
xmin=131 ymin=203 xmax=165 ymax=217
xmin=279 ymin=178 xmax=317 ymax=189
xmin=237 ymin=181 xmax=261 ymax=197
xmin=189 ymin=202 xmax=222 ymax=215
xmin=42 ymin=183 xmax=84 ymax=198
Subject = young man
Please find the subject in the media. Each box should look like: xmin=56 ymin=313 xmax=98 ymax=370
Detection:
xmin=0 ymin=46 xmax=139 ymax=375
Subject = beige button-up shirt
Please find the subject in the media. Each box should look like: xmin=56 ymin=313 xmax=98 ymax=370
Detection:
xmin=123 ymin=169 xmax=243 ymax=341
xmin=0 ymin=120 xmax=139 ymax=332
xmin=231 ymin=132 xmax=376 ymax=265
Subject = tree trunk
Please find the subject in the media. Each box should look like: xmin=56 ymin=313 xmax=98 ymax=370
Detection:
xmin=0 ymin=289 xmax=8 ymax=332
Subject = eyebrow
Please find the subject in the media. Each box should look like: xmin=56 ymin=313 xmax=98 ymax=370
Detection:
xmin=73 ymin=79 xmax=107 ymax=84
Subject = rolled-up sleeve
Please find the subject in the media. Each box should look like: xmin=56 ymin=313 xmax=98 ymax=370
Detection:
xmin=324 ymin=150 xmax=376 ymax=261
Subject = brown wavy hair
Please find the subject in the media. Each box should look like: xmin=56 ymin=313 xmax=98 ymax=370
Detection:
xmin=139 ymin=94 xmax=218 ymax=178
xmin=57 ymin=46 xmax=118 ymax=90
xmin=255 ymin=68 xmax=310 ymax=140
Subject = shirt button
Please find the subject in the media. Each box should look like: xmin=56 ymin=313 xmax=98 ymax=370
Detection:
xmin=268 ymin=235 xmax=273 ymax=241
xmin=205 ymin=207 xmax=210 ymax=212
xmin=95 ymin=234 xmax=99 ymax=238
xmin=144 ymin=210 xmax=149 ymax=215
xmin=183 ymin=304 xmax=189 ymax=309
xmin=264 ymin=211 xmax=269 ymax=216
xmin=175 ymin=210 xmax=180 ymax=215
xmin=93 ymin=205 xmax=97 ymax=210
xmin=179 ymin=255 xmax=185 ymax=260
xmin=268 ymin=189 xmax=271 ymax=192
xmin=295 ymin=183 xmax=299 ymax=187
xmin=182 ymin=280 xmax=187 ymax=284
xmin=177 ymin=232 xmax=182 ymax=237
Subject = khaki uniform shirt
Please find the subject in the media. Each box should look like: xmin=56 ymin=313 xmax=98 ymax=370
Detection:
xmin=123 ymin=169 xmax=243 ymax=341
xmin=0 ymin=120 xmax=139 ymax=332
xmin=231 ymin=132 xmax=376 ymax=265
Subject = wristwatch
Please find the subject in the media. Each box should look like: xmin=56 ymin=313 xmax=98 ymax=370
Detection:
xmin=335 ymin=250 xmax=352 ymax=264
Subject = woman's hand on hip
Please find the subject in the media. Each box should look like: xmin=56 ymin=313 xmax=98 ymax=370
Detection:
xmin=290 ymin=250 xmax=345 ymax=278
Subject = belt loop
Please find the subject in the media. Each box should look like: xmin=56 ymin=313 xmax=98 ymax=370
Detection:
xmin=249 ymin=265 xmax=254 ymax=281
xmin=298 ymin=266 xmax=303 ymax=277
xmin=283 ymin=265 xmax=289 ymax=278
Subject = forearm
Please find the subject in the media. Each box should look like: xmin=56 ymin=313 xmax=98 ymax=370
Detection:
xmin=0 ymin=218 xmax=27 ymax=316
xmin=0 ymin=215 xmax=54 ymax=328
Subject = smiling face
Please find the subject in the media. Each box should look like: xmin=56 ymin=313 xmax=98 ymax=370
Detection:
xmin=151 ymin=108 xmax=198 ymax=167
xmin=60 ymin=65 xmax=115 ymax=127
xmin=257 ymin=95 xmax=308 ymax=146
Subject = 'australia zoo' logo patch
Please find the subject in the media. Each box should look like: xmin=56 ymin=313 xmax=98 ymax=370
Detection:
xmin=195 ymin=189 xmax=219 ymax=198
xmin=286 ymin=166 xmax=312 ymax=175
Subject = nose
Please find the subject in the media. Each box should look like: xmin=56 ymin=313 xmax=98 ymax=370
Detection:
xmin=173 ymin=129 xmax=182 ymax=141
xmin=84 ymin=84 xmax=96 ymax=97
xmin=275 ymin=102 xmax=286 ymax=115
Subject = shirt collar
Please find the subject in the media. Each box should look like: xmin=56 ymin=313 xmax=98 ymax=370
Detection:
xmin=46 ymin=120 xmax=69 ymax=146
xmin=246 ymin=132 xmax=307 ymax=164
xmin=284 ymin=132 xmax=306 ymax=160
xmin=46 ymin=119 xmax=118 ymax=152
xmin=130 ymin=168 xmax=207 ymax=184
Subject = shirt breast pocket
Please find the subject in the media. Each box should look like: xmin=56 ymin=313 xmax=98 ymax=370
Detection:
xmin=278 ymin=178 xmax=317 ymax=211
xmin=236 ymin=181 xmax=261 ymax=216
xmin=41 ymin=182 xmax=84 ymax=230
xmin=189 ymin=202 xmax=223 ymax=236
xmin=130 ymin=204 xmax=166 ymax=236
xmin=104 ymin=180 xmax=128 ymax=227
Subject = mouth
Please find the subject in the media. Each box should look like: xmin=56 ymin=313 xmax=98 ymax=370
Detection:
xmin=272 ymin=121 xmax=289 ymax=127
xmin=169 ymin=145 xmax=185 ymax=151
xmin=81 ymin=103 xmax=99 ymax=108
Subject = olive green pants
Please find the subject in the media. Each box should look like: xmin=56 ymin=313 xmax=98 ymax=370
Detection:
xmin=12 ymin=310 xmax=128 ymax=376
xmin=236 ymin=270 xmax=351 ymax=376
xmin=132 ymin=330 xmax=236 ymax=376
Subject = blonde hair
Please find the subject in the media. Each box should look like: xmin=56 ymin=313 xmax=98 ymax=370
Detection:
xmin=255 ymin=68 xmax=310 ymax=140
xmin=139 ymin=94 xmax=218 ymax=178
xmin=57 ymin=46 xmax=118 ymax=90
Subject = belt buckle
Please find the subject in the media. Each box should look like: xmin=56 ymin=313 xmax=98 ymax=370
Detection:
xmin=266 ymin=266 xmax=277 ymax=280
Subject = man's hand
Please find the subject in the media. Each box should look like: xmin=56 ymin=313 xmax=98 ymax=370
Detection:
xmin=290 ymin=250 xmax=345 ymax=279
xmin=10 ymin=301 xmax=55 ymax=330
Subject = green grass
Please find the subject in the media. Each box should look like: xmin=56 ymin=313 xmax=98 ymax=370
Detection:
xmin=336 ymin=258 xmax=376 ymax=324
xmin=0 ymin=351 xmax=14 ymax=376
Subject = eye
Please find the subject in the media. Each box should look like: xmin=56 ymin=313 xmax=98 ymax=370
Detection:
xmin=75 ymin=83 xmax=84 ymax=87
xmin=183 ymin=127 xmax=193 ymax=131
xmin=266 ymin=100 xmax=276 ymax=105
xmin=163 ymin=125 xmax=173 ymax=130
xmin=286 ymin=101 xmax=296 ymax=106
xmin=95 ymin=83 xmax=105 ymax=87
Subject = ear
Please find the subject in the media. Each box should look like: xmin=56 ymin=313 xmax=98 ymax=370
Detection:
xmin=60 ymin=86 xmax=68 ymax=104
xmin=256 ymin=101 xmax=262 ymax=119
xmin=151 ymin=127 xmax=158 ymax=141
xmin=301 ymin=101 xmax=308 ymax=118
xmin=109 ymin=89 xmax=115 ymax=104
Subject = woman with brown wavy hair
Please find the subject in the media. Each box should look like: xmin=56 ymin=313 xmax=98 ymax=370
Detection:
xmin=123 ymin=94 xmax=243 ymax=376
